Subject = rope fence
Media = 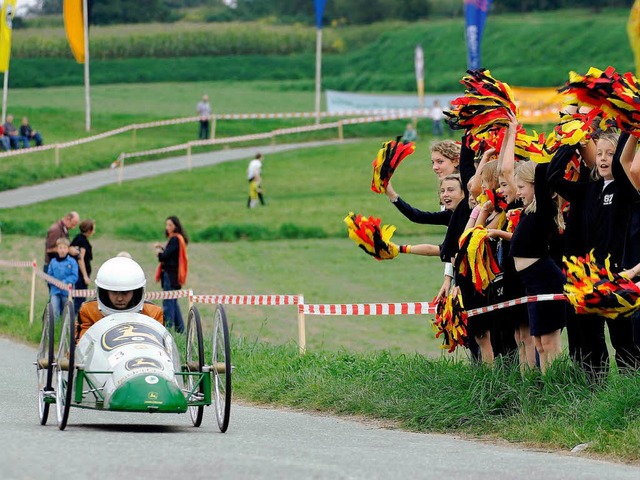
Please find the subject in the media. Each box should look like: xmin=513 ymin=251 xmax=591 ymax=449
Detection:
xmin=0 ymin=108 xmax=430 ymax=169
xmin=113 ymin=111 xmax=429 ymax=184
xmin=0 ymin=259 xmax=569 ymax=355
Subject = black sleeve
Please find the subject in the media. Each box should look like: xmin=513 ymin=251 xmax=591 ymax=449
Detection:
xmin=392 ymin=196 xmax=452 ymax=226
xmin=158 ymin=236 xmax=179 ymax=263
xmin=612 ymin=132 xmax=640 ymax=202
xmin=459 ymin=134 xmax=475 ymax=197
xmin=534 ymin=163 xmax=555 ymax=222
xmin=546 ymin=145 xmax=587 ymax=202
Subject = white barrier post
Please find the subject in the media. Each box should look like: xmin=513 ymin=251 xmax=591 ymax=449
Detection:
xmin=132 ymin=126 xmax=137 ymax=147
xmin=54 ymin=144 xmax=60 ymax=167
xmin=29 ymin=259 xmax=37 ymax=326
xmin=297 ymin=294 xmax=306 ymax=355
xmin=271 ymin=131 xmax=276 ymax=146
xmin=187 ymin=143 xmax=192 ymax=171
xmin=117 ymin=153 xmax=125 ymax=185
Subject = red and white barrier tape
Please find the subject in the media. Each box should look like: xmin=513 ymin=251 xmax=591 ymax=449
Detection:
xmin=466 ymin=294 xmax=568 ymax=317
xmin=69 ymin=289 xmax=191 ymax=300
xmin=301 ymin=302 xmax=437 ymax=316
xmin=35 ymin=269 xmax=70 ymax=291
xmin=192 ymin=294 xmax=299 ymax=306
xmin=0 ymin=259 xmax=36 ymax=268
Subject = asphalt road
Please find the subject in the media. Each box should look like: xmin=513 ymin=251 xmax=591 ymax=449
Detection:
xmin=0 ymin=140 xmax=356 ymax=209
xmin=1 ymin=337 xmax=639 ymax=480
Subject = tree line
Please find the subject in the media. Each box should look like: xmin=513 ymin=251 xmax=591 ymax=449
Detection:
xmin=31 ymin=0 xmax=636 ymax=26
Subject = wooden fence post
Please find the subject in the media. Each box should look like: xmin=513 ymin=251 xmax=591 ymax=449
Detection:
xmin=54 ymin=144 xmax=60 ymax=167
xmin=297 ymin=294 xmax=306 ymax=355
xmin=211 ymin=117 xmax=216 ymax=140
xmin=338 ymin=121 xmax=344 ymax=141
xmin=187 ymin=143 xmax=192 ymax=171
xmin=117 ymin=154 xmax=125 ymax=185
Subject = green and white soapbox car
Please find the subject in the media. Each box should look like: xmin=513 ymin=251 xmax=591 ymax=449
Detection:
xmin=36 ymin=301 xmax=231 ymax=432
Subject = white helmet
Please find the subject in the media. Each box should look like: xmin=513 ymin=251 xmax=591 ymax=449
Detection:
xmin=95 ymin=257 xmax=146 ymax=316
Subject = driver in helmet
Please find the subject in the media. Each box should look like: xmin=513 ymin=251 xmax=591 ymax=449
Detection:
xmin=76 ymin=256 xmax=163 ymax=342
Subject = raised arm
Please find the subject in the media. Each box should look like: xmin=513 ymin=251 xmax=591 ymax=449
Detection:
xmin=617 ymin=133 xmax=640 ymax=191
xmin=498 ymin=116 xmax=518 ymax=190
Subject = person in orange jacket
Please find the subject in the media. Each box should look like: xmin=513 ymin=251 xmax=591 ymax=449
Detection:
xmin=76 ymin=256 xmax=163 ymax=342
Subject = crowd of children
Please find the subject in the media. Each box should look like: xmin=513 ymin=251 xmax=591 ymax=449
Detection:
xmin=351 ymin=68 xmax=640 ymax=380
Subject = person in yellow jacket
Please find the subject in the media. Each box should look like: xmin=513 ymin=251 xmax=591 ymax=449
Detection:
xmin=76 ymin=256 xmax=163 ymax=342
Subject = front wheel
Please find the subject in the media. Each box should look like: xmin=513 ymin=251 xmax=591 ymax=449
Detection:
xmin=212 ymin=304 xmax=231 ymax=433
xmin=55 ymin=301 xmax=75 ymax=430
xmin=185 ymin=306 xmax=205 ymax=427
xmin=36 ymin=303 xmax=55 ymax=425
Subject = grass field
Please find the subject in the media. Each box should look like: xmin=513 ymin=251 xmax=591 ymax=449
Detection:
xmin=2 ymin=11 xmax=640 ymax=460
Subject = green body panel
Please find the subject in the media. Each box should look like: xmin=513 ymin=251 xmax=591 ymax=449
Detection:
xmin=109 ymin=375 xmax=187 ymax=413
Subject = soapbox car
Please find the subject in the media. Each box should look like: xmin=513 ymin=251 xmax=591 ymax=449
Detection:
xmin=36 ymin=301 xmax=232 ymax=432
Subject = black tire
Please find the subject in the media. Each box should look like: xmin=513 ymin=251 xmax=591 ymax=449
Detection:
xmin=55 ymin=301 xmax=75 ymax=430
xmin=37 ymin=303 xmax=55 ymax=425
xmin=185 ymin=306 xmax=205 ymax=427
xmin=212 ymin=304 xmax=231 ymax=433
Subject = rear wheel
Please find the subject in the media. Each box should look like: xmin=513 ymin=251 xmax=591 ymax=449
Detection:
xmin=185 ymin=306 xmax=205 ymax=427
xmin=55 ymin=301 xmax=75 ymax=430
xmin=212 ymin=304 xmax=231 ymax=433
xmin=36 ymin=303 xmax=55 ymax=425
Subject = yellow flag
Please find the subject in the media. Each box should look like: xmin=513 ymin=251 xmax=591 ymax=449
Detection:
xmin=64 ymin=0 xmax=86 ymax=64
xmin=0 ymin=0 xmax=18 ymax=73
xmin=628 ymin=0 xmax=640 ymax=76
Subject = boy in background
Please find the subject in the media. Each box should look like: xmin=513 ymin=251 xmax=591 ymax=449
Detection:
xmin=47 ymin=237 xmax=79 ymax=319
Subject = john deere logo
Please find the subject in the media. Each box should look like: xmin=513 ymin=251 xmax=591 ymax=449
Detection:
xmin=101 ymin=323 xmax=165 ymax=352
xmin=148 ymin=392 xmax=158 ymax=400
xmin=125 ymin=357 xmax=163 ymax=371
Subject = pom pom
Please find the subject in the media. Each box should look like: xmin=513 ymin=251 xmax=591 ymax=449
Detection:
xmin=444 ymin=69 xmax=517 ymax=137
xmin=564 ymin=251 xmax=640 ymax=318
xmin=559 ymin=66 xmax=640 ymax=136
xmin=432 ymin=293 xmax=469 ymax=353
xmin=344 ymin=212 xmax=399 ymax=260
xmin=371 ymin=136 xmax=416 ymax=194
xmin=456 ymin=225 xmax=501 ymax=294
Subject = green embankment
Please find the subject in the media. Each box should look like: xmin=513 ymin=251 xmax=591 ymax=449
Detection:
xmin=9 ymin=9 xmax=636 ymax=90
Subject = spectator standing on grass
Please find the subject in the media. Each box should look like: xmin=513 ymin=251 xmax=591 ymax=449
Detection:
xmin=47 ymin=238 xmax=78 ymax=319
xmin=247 ymin=152 xmax=266 ymax=208
xmin=431 ymin=100 xmax=444 ymax=137
xmin=19 ymin=116 xmax=43 ymax=147
xmin=402 ymin=123 xmax=417 ymax=143
xmin=196 ymin=94 xmax=212 ymax=140
xmin=44 ymin=211 xmax=80 ymax=273
xmin=71 ymin=219 xmax=96 ymax=315
xmin=154 ymin=216 xmax=189 ymax=333
xmin=3 ymin=114 xmax=28 ymax=149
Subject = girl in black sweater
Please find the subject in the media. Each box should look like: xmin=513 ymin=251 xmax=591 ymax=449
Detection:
xmin=502 ymin=117 xmax=566 ymax=373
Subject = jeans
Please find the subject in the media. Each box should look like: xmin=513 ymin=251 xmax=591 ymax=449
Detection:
xmin=50 ymin=293 xmax=68 ymax=320
xmin=161 ymin=271 xmax=184 ymax=333
xmin=432 ymin=120 xmax=444 ymax=136
xmin=8 ymin=135 xmax=29 ymax=149
xmin=198 ymin=120 xmax=210 ymax=140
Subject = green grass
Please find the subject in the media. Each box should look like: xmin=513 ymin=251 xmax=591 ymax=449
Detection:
xmin=233 ymin=340 xmax=640 ymax=461
xmin=7 ymin=10 xmax=638 ymax=90
xmin=1 ymin=140 xmax=639 ymax=462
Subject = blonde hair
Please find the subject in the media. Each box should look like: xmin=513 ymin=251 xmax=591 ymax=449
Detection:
xmin=431 ymin=140 xmax=461 ymax=164
xmin=591 ymin=130 xmax=620 ymax=181
xmin=55 ymin=237 xmax=70 ymax=247
xmin=481 ymin=160 xmax=500 ymax=190
xmin=515 ymin=161 xmax=564 ymax=232
xmin=515 ymin=161 xmax=536 ymax=214
xmin=439 ymin=173 xmax=463 ymax=190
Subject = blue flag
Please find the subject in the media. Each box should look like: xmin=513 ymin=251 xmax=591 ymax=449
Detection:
xmin=314 ymin=0 xmax=327 ymax=29
xmin=464 ymin=0 xmax=493 ymax=70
